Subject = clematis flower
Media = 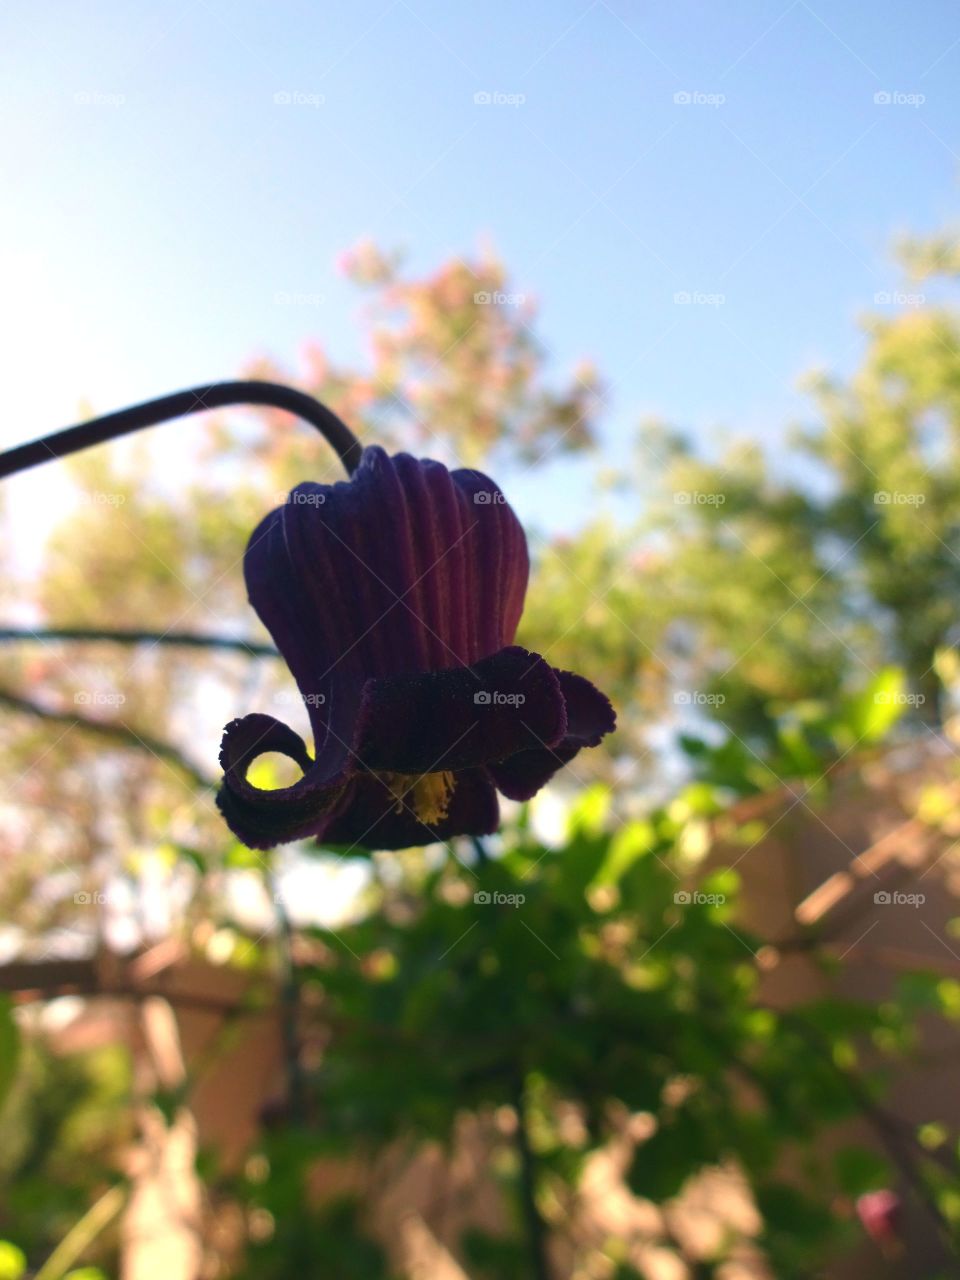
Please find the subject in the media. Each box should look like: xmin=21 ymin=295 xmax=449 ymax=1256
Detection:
xmin=216 ymin=446 xmax=615 ymax=851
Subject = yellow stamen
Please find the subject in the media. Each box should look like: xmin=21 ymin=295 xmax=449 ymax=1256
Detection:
xmin=380 ymin=770 xmax=456 ymax=824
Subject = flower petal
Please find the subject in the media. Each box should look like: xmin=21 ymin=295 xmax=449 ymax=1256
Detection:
xmin=486 ymin=671 xmax=616 ymax=801
xmin=356 ymin=646 xmax=567 ymax=775
xmin=216 ymin=713 xmax=351 ymax=850
xmin=486 ymin=744 xmax=581 ymax=802
xmin=555 ymin=670 xmax=617 ymax=746
xmin=243 ymin=449 xmax=530 ymax=719
xmin=317 ymin=768 xmax=499 ymax=851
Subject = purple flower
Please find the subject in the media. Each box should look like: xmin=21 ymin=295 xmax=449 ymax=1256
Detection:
xmin=217 ymin=447 xmax=615 ymax=850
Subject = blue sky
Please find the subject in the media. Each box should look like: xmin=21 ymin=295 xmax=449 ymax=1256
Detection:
xmin=2 ymin=0 xmax=959 ymax=537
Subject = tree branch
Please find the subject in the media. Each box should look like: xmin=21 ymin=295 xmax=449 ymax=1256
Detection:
xmin=0 ymin=626 xmax=278 ymax=658
xmin=0 ymin=686 xmax=215 ymax=789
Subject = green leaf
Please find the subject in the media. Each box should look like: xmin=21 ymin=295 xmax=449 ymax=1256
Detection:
xmin=591 ymin=820 xmax=656 ymax=888
xmin=833 ymin=1145 xmax=890 ymax=1195
xmin=224 ymin=840 xmax=268 ymax=870
xmin=0 ymin=997 xmax=20 ymax=1112
xmin=569 ymin=785 xmax=611 ymax=836
xmin=832 ymin=667 xmax=905 ymax=747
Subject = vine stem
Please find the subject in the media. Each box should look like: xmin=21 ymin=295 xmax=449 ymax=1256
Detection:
xmin=472 ymin=835 xmax=491 ymax=866
xmin=512 ymin=1072 xmax=552 ymax=1280
xmin=271 ymin=871 xmax=307 ymax=1122
xmin=0 ymin=380 xmax=362 ymax=479
xmin=34 ymin=1183 xmax=126 ymax=1280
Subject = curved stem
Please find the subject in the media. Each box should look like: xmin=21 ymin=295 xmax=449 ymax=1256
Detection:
xmin=0 ymin=380 xmax=363 ymax=480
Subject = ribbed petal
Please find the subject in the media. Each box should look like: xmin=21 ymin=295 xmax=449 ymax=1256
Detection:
xmin=318 ymin=769 xmax=499 ymax=851
xmin=486 ymin=671 xmax=616 ymax=800
xmin=356 ymin=646 xmax=567 ymax=775
xmin=216 ymin=713 xmax=352 ymax=850
xmin=244 ymin=448 xmax=530 ymax=707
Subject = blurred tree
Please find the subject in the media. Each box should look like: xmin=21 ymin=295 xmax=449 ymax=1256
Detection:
xmin=2 ymin=229 xmax=960 ymax=1278
xmin=602 ymin=231 xmax=960 ymax=756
